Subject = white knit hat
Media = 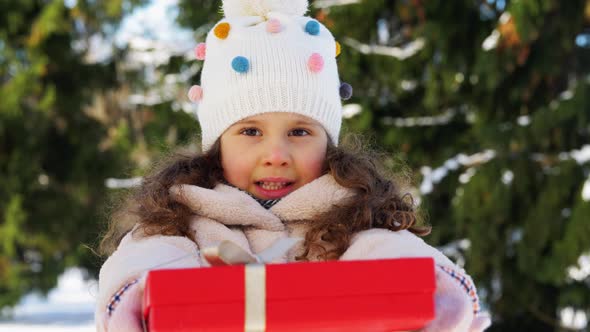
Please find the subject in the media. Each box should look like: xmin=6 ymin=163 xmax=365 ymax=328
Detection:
xmin=187 ymin=0 xmax=352 ymax=151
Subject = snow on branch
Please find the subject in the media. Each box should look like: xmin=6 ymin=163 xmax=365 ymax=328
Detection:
xmin=105 ymin=177 xmax=143 ymax=189
xmin=382 ymin=108 xmax=458 ymax=127
xmin=420 ymin=150 xmax=496 ymax=194
xmin=343 ymin=37 xmax=425 ymax=60
xmin=312 ymin=0 xmax=361 ymax=9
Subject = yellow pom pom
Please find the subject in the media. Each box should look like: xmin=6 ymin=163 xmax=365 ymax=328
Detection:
xmin=214 ymin=22 xmax=231 ymax=39
xmin=335 ymin=41 xmax=341 ymax=57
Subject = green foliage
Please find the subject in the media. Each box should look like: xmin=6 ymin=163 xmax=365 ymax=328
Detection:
xmin=0 ymin=0 xmax=148 ymax=310
xmin=1 ymin=0 xmax=588 ymax=330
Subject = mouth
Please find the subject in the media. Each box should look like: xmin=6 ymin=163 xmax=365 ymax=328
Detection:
xmin=254 ymin=179 xmax=296 ymax=199
xmin=255 ymin=181 xmax=294 ymax=190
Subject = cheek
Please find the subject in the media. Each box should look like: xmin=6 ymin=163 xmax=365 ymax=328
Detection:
xmin=298 ymin=146 xmax=327 ymax=181
xmin=220 ymin=139 xmax=254 ymax=189
xmin=221 ymin=156 xmax=252 ymax=188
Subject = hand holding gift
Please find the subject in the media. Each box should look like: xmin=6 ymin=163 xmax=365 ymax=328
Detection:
xmin=143 ymin=240 xmax=438 ymax=332
xmin=420 ymin=267 xmax=491 ymax=332
xmin=97 ymin=275 xmax=145 ymax=332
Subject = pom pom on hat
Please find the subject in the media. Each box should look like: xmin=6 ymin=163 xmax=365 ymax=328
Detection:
xmin=305 ymin=20 xmax=320 ymax=35
xmin=194 ymin=43 xmax=206 ymax=60
xmin=222 ymin=0 xmax=308 ymax=18
xmin=266 ymin=18 xmax=282 ymax=33
xmin=214 ymin=23 xmax=231 ymax=39
xmin=232 ymin=56 xmax=250 ymax=73
xmin=339 ymin=82 xmax=353 ymax=100
xmin=308 ymin=53 xmax=324 ymax=73
xmin=188 ymin=85 xmax=203 ymax=103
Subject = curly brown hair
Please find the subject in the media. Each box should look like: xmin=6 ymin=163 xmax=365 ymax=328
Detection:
xmin=99 ymin=134 xmax=430 ymax=259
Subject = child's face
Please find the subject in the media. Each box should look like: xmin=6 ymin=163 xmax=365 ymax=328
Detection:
xmin=220 ymin=112 xmax=328 ymax=200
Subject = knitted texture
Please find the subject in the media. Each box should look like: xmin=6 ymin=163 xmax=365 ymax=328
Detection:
xmin=194 ymin=0 xmax=342 ymax=151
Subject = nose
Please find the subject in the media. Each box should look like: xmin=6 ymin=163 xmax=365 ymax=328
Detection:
xmin=261 ymin=139 xmax=291 ymax=167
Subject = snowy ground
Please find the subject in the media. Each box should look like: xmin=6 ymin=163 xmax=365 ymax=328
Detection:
xmin=0 ymin=268 xmax=96 ymax=332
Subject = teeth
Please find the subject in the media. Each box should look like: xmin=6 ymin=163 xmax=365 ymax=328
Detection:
xmin=259 ymin=182 xmax=289 ymax=191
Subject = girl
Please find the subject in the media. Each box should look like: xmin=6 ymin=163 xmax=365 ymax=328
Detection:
xmin=96 ymin=1 xmax=491 ymax=331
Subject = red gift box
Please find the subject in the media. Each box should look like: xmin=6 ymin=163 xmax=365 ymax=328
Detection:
xmin=143 ymin=258 xmax=435 ymax=331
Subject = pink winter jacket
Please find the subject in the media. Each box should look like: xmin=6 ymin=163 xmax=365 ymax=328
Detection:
xmin=96 ymin=174 xmax=490 ymax=331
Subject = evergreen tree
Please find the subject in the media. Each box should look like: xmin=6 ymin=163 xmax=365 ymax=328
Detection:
xmin=319 ymin=0 xmax=590 ymax=330
xmin=0 ymin=0 xmax=147 ymax=308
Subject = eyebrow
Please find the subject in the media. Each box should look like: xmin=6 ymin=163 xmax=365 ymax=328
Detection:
xmin=294 ymin=120 xmax=319 ymax=126
xmin=235 ymin=119 xmax=259 ymax=125
xmin=235 ymin=118 xmax=320 ymax=127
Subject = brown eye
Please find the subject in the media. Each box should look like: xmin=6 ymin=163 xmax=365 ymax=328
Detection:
xmin=240 ymin=128 xmax=261 ymax=136
xmin=289 ymin=128 xmax=310 ymax=136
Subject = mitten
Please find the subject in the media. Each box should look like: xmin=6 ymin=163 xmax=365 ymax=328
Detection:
xmin=421 ymin=266 xmax=490 ymax=332
xmin=469 ymin=313 xmax=492 ymax=332
xmin=99 ymin=275 xmax=146 ymax=332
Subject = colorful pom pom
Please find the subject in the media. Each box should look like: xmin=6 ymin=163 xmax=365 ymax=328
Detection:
xmin=232 ymin=56 xmax=250 ymax=73
xmin=305 ymin=20 xmax=320 ymax=35
xmin=335 ymin=41 xmax=341 ymax=57
xmin=339 ymin=82 xmax=353 ymax=100
xmin=188 ymin=85 xmax=203 ymax=103
xmin=266 ymin=19 xmax=282 ymax=33
xmin=214 ymin=22 xmax=231 ymax=39
xmin=194 ymin=43 xmax=206 ymax=60
xmin=308 ymin=53 xmax=324 ymax=73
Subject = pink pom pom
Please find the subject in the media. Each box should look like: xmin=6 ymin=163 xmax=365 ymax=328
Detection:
xmin=194 ymin=43 xmax=206 ymax=60
xmin=308 ymin=53 xmax=324 ymax=73
xmin=188 ymin=85 xmax=203 ymax=103
xmin=266 ymin=19 xmax=282 ymax=33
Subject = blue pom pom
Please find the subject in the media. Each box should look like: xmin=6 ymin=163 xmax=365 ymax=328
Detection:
xmin=232 ymin=56 xmax=249 ymax=73
xmin=305 ymin=20 xmax=320 ymax=35
xmin=340 ymin=82 xmax=353 ymax=100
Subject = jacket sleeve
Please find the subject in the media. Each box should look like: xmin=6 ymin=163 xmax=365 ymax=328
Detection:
xmin=339 ymin=228 xmax=456 ymax=267
xmin=340 ymin=228 xmax=491 ymax=331
xmin=95 ymin=229 xmax=201 ymax=326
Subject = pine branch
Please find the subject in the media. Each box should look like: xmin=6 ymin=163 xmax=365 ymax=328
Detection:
xmin=343 ymin=37 xmax=425 ymax=60
xmin=382 ymin=108 xmax=459 ymax=127
xmin=312 ymin=0 xmax=361 ymax=9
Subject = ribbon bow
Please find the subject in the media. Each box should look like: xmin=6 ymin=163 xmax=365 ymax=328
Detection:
xmin=202 ymin=237 xmax=303 ymax=266
xmin=200 ymin=237 xmax=303 ymax=332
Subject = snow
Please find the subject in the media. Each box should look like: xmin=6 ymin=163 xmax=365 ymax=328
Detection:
xmin=343 ymin=36 xmax=425 ymax=60
xmin=0 ymin=268 xmax=97 ymax=331
xmin=583 ymin=178 xmax=590 ymax=201
xmin=382 ymin=108 xmax=457 ymax=127
xmin=0 ymin=324 xmax=94 ymax=332
xmin=114 ymin=0 xmax=192 ymax=47
xmin=420 ymin=150 xmax=496 ymax=194
xmin=313 ymin=0 xmax=361 ymax=9
xmin=561 ymin=307 xmax=588 ymax=330
xmin=570 ymin=145 xmax=590 ymax=164
xmin=568 ymin=253 xmax=590 ymax=281
xmin=482 ymin=29 xmax=500 ymax=51
xmin=501 ymin=170 xmax=514 ymax=185
xmin=517 ymin=115 xmax=531 ymax=126
xmin=105 ymin=177 xmax=143 ymax=189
